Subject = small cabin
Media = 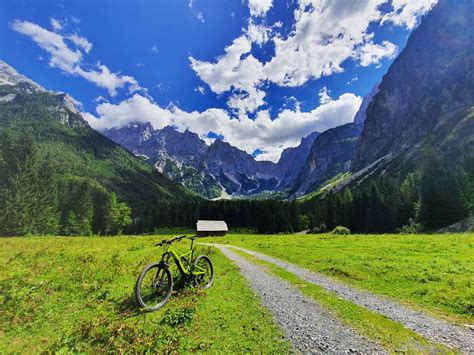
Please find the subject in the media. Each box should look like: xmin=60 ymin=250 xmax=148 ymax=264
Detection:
xmin=196 ymin=220 xmax=228 ymax=237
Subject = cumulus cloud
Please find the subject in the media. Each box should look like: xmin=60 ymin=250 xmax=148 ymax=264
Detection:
xmin=246 ymin=20 xmax=271 ymax=45
xmin=190 ymin=35 xmax=253 ymax=94
xmin=12 ymin=19 xmax=138 ymax=96
xmin=355 ymin=40 xmax=397 ymax=67
xmin=189 ymin=0 xmax=434 ymax=115
xmin=227 ymin=87 xmax=266 ymax=114
xmin=190 ymin=0 xmax=387 ymax=113
xmin=248 ymin=0 xmax=273 ymax=17
xmin=318 ymin=87 xmax=331 ymax=105
xmin=382 ymin=0 xmax=438 ymax=29
xmin=85 ymin=91 xmax=361 ymax=162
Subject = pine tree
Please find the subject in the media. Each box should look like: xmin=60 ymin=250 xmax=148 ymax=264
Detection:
xmin=0 ymin=134 xmax=59 ymax=236
xmin=367 ymin=184 xmax=386 ymax=233
xmin=418 ymin=153 xmax=467 ymax=229
xmin=326 ymin=197 xmax=335 ymax=231
xmin=104 ymin=193 xmax=132 ymax=235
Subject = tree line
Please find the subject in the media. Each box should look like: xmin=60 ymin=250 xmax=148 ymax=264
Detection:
xmin=1 ymin=135 xmax=472 ymax=236
xmin=0 ymin=134 xmax=302 ymax=236
xmin=0 ymin=134 xmax=132 ymax=236
xmin=300 ymin=151 xmax=474 ymax=233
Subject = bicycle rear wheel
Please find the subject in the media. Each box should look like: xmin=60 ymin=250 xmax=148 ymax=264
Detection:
xmin=193 ymin=255 xmax=214 ymax=289
xmin=135 ymin=263 xmax=173 ymax=311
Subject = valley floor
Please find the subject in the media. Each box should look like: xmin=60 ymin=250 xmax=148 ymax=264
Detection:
xmin=1 ymin=233 xmax=472 ymax=353
xmin=202 ymin=233 xmax=474 ymax=325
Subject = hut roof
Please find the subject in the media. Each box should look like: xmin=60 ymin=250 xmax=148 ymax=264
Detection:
xmin=196 ymin=220 xmax=228 ymax=232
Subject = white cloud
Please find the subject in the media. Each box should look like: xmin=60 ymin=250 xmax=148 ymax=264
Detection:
xmin=246 ymin=20 xmax=271 ymax=45
xmin=346 ymin=75 xmax=359 ymax=86
xmin=248 ymin=0 xmax=273 ymax=17
xmin=318 ymin=87 xmax=331 ymax=105
xmin=50 ymin=18 xmax=62 ymax=31
xmin=76 ymin=64 xmax=139 ymax=96
xmin=262 ymin=0 xmax=386 ymax=87
xmin=194 ymin=86 xmax=206 ymax=94
xmin=190 ymin=0 xmax=434 ymax=115
xmin=85 ymin=91 xmax=361 ymax=162
xmin=190 ymin=35 xmax=253 ymax=94
xmin=12 ymin=19 xmax=138 ymax=96
xmin=189 ymin=0 xmax=205 ymax=23
xmin=151 ymin=44 xmax=159 ymax=54
xmin=196 ymin=12 xmax=205 ymax=23
xmin=355 ymin=40 xmax=397 ymax=67
xmin=12 ymin=20 xmax=82 ymax=71
xmin=94 ymin=95 xmax=109 ymax=104
xmin=227 ymin=87 xmax=266 ymax=114
xmin=382 ymin=0 xmax=437 ymax=29
xmin=68 ymin=33 xmax=92 ymax=53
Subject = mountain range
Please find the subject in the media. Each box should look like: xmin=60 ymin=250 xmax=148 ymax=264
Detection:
xmin=103 ymin=0 xmax=474 ymax=201
xmin=1 ymin=0 xmax=472 ymax=210
xmin=102 ymin=89 xmax=374 ymax=199
xmin=103 ymin=122 xmax=323 ymax=198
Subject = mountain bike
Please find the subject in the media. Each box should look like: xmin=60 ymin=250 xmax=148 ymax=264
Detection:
xmin=135 ymin=235 xmax=214 ymax=311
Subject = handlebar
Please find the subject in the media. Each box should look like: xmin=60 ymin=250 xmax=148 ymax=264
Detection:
xmin=155 ymin=235 xmax=195 ymax=247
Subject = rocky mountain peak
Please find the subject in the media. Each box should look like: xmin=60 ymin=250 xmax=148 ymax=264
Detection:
xmin=0 ymin=60 xmax=44 ymax=92
xmin=353 ymin=0 xmax=474 ymax=172
xmin=353 ymin=84 xmax=379 ymax=126
xmin=56 ymin=93 xmax=79 ymax=114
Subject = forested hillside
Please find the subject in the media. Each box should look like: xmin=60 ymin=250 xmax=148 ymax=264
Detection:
xmin=299 ymin=0 xmax=474 ymax=233
xmin=0 ymin=62 xmax=196 ymax=235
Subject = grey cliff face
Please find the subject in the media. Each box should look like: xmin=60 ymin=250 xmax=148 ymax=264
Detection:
xmin=292 ymin=123 xmax=363 ymax=197
xmin=275 ymin=131 xmax=320 ymax=190
xmin=353 ymin=0 xmax=474 ymax=171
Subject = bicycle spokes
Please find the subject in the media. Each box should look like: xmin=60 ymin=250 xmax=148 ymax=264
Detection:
xmin=137 ymin=264 xmax=173 ymax=310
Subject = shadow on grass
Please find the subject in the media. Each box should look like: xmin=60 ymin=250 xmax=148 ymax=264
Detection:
xmin=116 ymin=274 xmax=196 ymax=318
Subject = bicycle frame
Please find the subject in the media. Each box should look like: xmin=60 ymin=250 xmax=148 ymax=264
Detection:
xmin=159 ymin=238 xmax=207 ymax=277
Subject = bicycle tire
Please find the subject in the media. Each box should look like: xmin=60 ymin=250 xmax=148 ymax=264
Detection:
xmin=193 ymin=255 xmax=214 ymax=289
xmin=135 ymin=262 xmax=173 ymax=311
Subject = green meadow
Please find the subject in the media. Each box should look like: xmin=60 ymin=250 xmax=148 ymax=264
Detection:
xmin=1 ymin=233 xmax=472 ymax=353
xmin=0 ymin=236 xmax=289 ymax=353
xmin=204 ymin=233 xmax=474 ymax=325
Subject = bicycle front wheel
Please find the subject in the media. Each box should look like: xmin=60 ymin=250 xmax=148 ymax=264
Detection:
xmin=135 ymin=263 xmax=173 ymax=311
xmin=193 ymin=255 xmax=214 ymax=289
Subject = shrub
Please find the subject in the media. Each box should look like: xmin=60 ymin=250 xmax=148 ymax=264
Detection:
xmin=332 ymin=226 xmax=351 ymax=235
xmin=398 ymin=218 xmax=422 ymax=234
xmin=160 ymin=306 xmax=195 ymax=327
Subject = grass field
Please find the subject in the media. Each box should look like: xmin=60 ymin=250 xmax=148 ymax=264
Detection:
xmin=0 ymin=236 xmax=290 ymax=353
xmin=1 ymin=233 xmax=472 ymax=353
xmin=203 ymin=233 xmax=474 ymax=325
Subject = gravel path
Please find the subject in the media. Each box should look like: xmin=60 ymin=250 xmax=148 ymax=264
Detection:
xmin=216 ymin=245 xmax=384 ymax=354
xmin=219 ymin=244 xmax=474 ymax=353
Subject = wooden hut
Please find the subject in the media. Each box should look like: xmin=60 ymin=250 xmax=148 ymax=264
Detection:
xmin=196 ymin=220 xmax=228 ymax=237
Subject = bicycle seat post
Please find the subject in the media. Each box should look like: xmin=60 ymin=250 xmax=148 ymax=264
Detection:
xmin=190 ymin=236 xmax=195 ymax=260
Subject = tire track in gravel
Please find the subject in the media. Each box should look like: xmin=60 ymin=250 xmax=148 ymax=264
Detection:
xmin=216 ymin=245 xmax=385 ymax=354
xmin=218 ymin=244 xmax=474 ymax=353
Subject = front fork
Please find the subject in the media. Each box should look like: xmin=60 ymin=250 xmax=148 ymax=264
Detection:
xmin=153 ymin=253 xmax=171 ymax=288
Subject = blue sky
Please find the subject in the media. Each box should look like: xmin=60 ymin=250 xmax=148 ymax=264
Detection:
xmin=1 ymin=0 xmax=436 ymax=161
